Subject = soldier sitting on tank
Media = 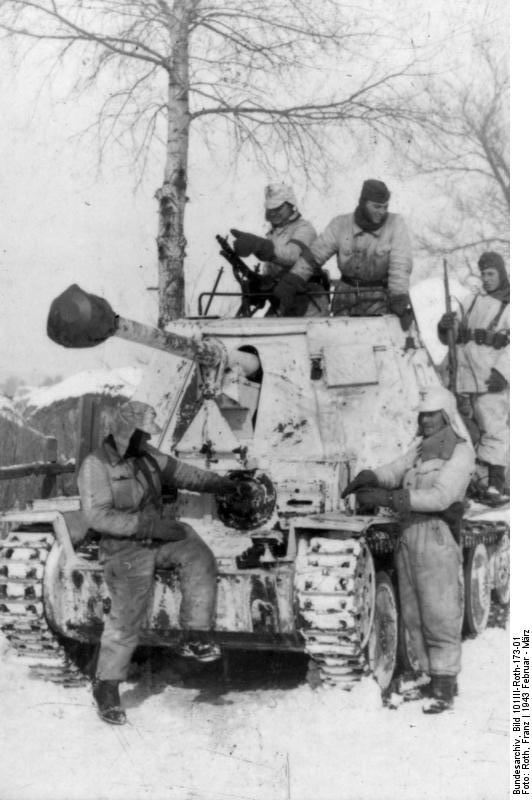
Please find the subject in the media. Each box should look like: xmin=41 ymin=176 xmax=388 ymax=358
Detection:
xmin=77 ymin=400 xmax=235 ymax=726
xmin=269 ymin=178 xmax=413 ymax=325
xmin=438 ymin=251 xmax=509 ymax=504
xmin=230 ymin=182 xmax=328 ymax=316
xmin=342 ymin=386 xmax=474 ymax=713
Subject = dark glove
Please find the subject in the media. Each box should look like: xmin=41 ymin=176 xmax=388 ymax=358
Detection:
xmin=136 ymin=508 xmax=188 ymax=542
xmin=355 ymin=487 xmax=411 ymax=515
xmin=492 ymin=331 xmax=509 ymax=349
xmin=355 ymin=488 xmax=393 ymax=510
xmin=211 ymin=476 xmax=239 ymax=495
xmin=271 ymin=272 xmax=307 ymax=315
xmin=389 ymin=293 xmax=414 ymax=331
xmin=438 ymin=311 xmax=457 ymax=331
xmin=341 ymin=470 xmax=378 ymax=499
xmin=230 ymin=229 xmax=274 ymax=261
xmin=486 ymin=368 xmax=508 ymax=392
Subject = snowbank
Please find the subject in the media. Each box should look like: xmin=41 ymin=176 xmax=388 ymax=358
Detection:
xmin=0 ymin=626 xmax=509 ymax=800
xmin=22 ymin=367 xmax=141 ymax=412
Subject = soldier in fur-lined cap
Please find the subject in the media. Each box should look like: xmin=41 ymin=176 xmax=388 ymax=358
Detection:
xmin=438 ymin=251 xmax=510 ymax=503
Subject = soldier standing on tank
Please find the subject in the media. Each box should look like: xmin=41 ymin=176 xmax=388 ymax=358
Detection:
xmin=342 ymin=386 xmax=475 ymax=713
xmin=438 ymin=251 xmax=510 ymax=503
xmin=268 ymin=178 xmax=413 ymax=324
xmin=77 ymin=400 xmax=235 ymax=725
xmin=230 ymin=183 xmax=328 ymax=316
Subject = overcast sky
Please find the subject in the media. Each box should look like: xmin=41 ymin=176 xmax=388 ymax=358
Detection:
xmin=0 ymin=0 xmax=514 ymax=387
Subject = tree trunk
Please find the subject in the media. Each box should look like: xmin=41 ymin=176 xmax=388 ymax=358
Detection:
xmin=156 ymin=3 xmax=191 ymax=326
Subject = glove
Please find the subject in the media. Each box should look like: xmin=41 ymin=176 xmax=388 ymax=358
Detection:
xmin=355 ymin=488 xmax=393 ymax=510
xmin=486 ymin=368 xmax=508 ymax=392
xmin=389 ymin=293 xmax=414 ymax=331
xmin=438 ymin=311 xmax=457 ymax=331
xmin=230 ymin=229 xmax=274 ymax=261
xmin=271 ymin=272 xmax=307 ymax=315
xmin=211 ymin=475 xmax=239 ymax=495
xmin=341 ymin=470 xmax=378 ymax=499
xmin=492 ymin=331 xmax=509 ymax=349
xmin=136 ymin=508 xmax=188 ymax=542
xmin=230 ymin=229 xmax=258 ymax=257
xmin=355 ymin=487 xmax=411 ymax=515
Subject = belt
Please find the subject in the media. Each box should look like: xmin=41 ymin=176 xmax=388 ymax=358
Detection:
xmin=339 ymin=275 xmax=387 ymax=289
xmin=457 ymin=328 xmax=509 ymax=348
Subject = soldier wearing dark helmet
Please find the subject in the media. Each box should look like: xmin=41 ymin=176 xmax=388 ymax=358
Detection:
xmin=77 ymin=400 xmax=236 ymax=725
xmin=438 ymin=251 xmax=510 ymax=503
xmin=269 ymin=179 xmax=413 ymax=325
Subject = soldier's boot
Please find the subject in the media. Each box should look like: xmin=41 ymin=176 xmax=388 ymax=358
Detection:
xmin=396 ymin=671 xmax=432 ymax=702
xmin=422 ymin=675 xmax=457 ymax=714
xmin=92 ymin=679 xmax=127 ymax=725
xmin=485 ymin=465 xmax=509 ymax=505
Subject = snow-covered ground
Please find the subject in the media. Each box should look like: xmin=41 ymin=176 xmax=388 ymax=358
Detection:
xmin=0 ymin=625 xmax=509 ymax=800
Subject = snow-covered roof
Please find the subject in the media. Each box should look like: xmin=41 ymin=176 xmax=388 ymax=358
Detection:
xmin=23 ymin=367 xmax=142 ymax=412
xmin=0 ymin=393 xmax=27 ymax=427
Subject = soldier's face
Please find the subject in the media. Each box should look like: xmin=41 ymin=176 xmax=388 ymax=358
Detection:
xmin=364 ymin=200 xmax=388 ymax=224
xmin=265 ymin=202 xmax=293 ymax=227
xmin=481 ymin=267 xmax=500 ymax=293
xmin=419 ymin=410 xmax=446 ymax=438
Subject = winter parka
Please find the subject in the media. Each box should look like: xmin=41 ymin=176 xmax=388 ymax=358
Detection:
xmin=454 ymin=290 xmax=510 ymax=394
xmin=78 ymin=437 xmax=222 ymax=549
xmin=373 ymin=432 xmax=474 ymax=676
xmin=263 ymin=216 xmax=317 ymax=280
xmin=290 ymin=211 xmax=412 ymax=297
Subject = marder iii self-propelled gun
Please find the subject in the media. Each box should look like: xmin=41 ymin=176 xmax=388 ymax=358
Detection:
xmin=0 ymin=278 xmax=509 ymax=691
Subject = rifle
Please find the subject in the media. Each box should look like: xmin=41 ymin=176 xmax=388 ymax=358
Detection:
xmin=216 ymin=234 xmax=275 ymax=316
xmin=443 ymin=258 xmax=458 ymax=394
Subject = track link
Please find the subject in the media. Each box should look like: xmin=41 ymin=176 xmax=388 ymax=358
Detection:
xmin=0 ymin=528 xmax=87 ymax=687
xmin=294 ymin=536 xmax=375 ymax=689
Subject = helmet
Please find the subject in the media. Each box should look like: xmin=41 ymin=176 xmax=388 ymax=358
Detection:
xmin=418 ymin=385 xmax=472 ymax=445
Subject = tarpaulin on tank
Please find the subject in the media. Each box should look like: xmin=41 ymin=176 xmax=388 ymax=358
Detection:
xmin=47 ymin=284 xmax=118 ymax=348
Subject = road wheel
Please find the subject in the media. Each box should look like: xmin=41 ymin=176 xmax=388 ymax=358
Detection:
xmin=463 ymin=543 xmax=491 ymax=635
xmin=492 ymin=532 xmax=510 ymax=607
xmin=366 ymin=571 xmax=398 ymax=691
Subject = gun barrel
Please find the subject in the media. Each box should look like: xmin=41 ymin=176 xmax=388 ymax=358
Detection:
xmin=47 ymin=284 xmax=223 ymax=364
xmin=116 ymin=317 xmax=200 ymax=360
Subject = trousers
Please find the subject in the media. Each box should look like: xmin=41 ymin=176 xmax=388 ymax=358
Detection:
xmin=395 ymin=519 xmax=464 ymax=677
xmin=96 ymin=524 xmax=217 ymax=681
xmin=459 ymin=390 xmax=509 ymax=467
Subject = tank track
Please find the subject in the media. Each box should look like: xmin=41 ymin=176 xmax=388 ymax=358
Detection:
xmin=0 ymin=528 xmax=88 ymax=687
xmin=294 ymin=535 xmax=374 ymax=689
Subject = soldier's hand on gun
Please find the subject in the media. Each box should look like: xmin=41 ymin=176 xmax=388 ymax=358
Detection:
xmin=341 ymin=470 xmax=378 ymax=499
xmin=438 ymin=311 xmax=457 ymax=330
xmin=230 ymin=229 xmax=274 ymax=261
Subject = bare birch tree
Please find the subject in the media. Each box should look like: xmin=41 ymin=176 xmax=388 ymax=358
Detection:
xmin=1 ymin=0 xmax=424 ymax=323
xmin=399 ymin=37 xmax=509 ymax=276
